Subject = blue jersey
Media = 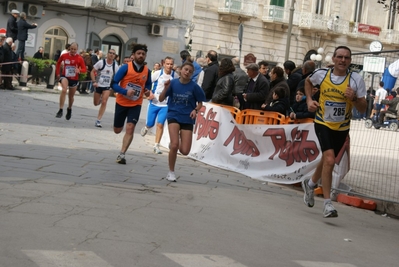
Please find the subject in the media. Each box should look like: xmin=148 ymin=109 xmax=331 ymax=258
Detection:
xmin=165 ymin=78 xmax=206 ymax=124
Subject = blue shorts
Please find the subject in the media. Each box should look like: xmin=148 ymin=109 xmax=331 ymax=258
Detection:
xmin=145 ymin=104 xmax=168 ymax=127
xmin=95 ymin=86 xmax=111 ymax=94
xmin=59 ymin=77 xmax=79 ymax=88
xmin=114 ymin=103 xmax=141 ymax=128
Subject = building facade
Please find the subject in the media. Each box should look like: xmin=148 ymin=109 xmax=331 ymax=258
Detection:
xmin=0 ymin=0 xmax=194 ymax=67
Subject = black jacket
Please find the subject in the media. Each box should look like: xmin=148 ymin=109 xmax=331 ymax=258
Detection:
xmin=243 ymin=74 xmax=270 ymax=110
xmin=287 ymin=67 xmax=302 ymax=105
xmin=266 ymin=77 xmax=290 ymax=105
xmin=2 ymin=42 xmax=13 ymax=72
xmin=33 ymin=51 xmax=43 ymax=59
xmin=202 ymin=60 xmax=219 ymax=100
xmin=381 ymin=97 xmax=399 ymax=114
xmin=212 ymin=73 xmax=235 ymax=106
xmin=17 ymin=19 xmax=37 ymax=41
xmin=6 ymin=15 xmax=18 ymax=41
xmin=262 ymin=97 xmax=290 ymax=115
xmin=291 ymin=98 xmax=315 ymax=119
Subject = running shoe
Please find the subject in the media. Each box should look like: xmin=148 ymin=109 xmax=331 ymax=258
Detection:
xmin=301 ymin=178 xmax=315 ymax=207
xmin=140 ymin=126 xmax=148 ymax=137
xmin=154 ymin=146 xmax=162 ymax=154
xmin=166 ymin=171 xmax=176 ymax=182
xmin=65 ymin=108 xmax=72 ymax=120
xmin=116 ymin=154 xmax=126 ymax=165
xmin=95 ymin=120 xmax=102 ymax=128
xmin=55 ymin=109 xmax=63 ymax=118
xmin=323 ymin=201 xmax=338 ymax=218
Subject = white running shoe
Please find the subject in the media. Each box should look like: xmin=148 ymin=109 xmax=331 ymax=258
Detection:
xmin=301 ymin=178 xmax=315 ymax=207
xmin=154 ymin=146 xmax=162 ymax=154
xmin=166 ymin=171 xmax=176 ymax=182
xmin=140 ymin=126 xmax=148 ymax=137
xmin=323 ymin=201 xmax=338 ymax=218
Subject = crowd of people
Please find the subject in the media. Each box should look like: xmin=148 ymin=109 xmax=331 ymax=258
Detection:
xmin=2 ymin=18 xmax=376 ymax=218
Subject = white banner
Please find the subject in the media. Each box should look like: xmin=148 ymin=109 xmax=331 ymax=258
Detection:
xmin=160 ymin=103 xmax=349 ymax=185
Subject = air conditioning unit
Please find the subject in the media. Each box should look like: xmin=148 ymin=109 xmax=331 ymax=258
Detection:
xmin=25 ymin=4 xmax=43 ymax=19
xmin=149 ymin=23 xmax=163 ymax=36
xmin=4 ymin=1 xmax=23 ymax=14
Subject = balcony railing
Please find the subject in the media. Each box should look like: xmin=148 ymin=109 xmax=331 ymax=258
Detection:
xmin=124 ymin=0 xmax=141 ymax=13
xmin=218 ymin=0 xmax=258 ymax=18
xmin=92 ymin=0 xmax=117 ymax=9
xmin=262 ymin=5 xmax=300 ymax=25
xmin=145 ymin=0 xmax=176 ymax=17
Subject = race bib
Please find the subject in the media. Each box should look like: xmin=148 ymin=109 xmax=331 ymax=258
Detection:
xmin=99 ymin=75 xmax=111 ymax=86
xmin=65 ymin=66 xmax=76 ymax=77
xmin=324 ymin=101 xmax=346 ymax=122
xmin=123 ymin=82 xmax=142 ymax=101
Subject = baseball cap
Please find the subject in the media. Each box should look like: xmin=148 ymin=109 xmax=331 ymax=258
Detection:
xmin=246 ymin=63 xmax=259 ymax=71
xmin=11 ymin=9 xmax=20 ymax=14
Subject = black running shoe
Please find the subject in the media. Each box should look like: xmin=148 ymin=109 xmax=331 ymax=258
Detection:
xmin=116 ymin=154 xmax=126 ymax=164
xmin=66 ymin=108 xmax=72 ymax=120
xmin=56 ymin=109 xmax=63 ymax=118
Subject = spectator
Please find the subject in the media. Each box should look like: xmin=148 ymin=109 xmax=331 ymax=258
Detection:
xmin=2 ymin=37 xmax=14 ymax=90
xmin=289 ymin=87 xmax=315 ymax=120
xmin=6 ymin=9 xmax=19 ymax=42
xmin=297 ymin=60 xmax=316 ymax=90
xmin=54 ymin=50 xmax=61 ymax=61
xmin=379 ymin=88 xmax=399 ymax=124
xmin=33 ymin=46 xmax=43 ymax=59
xmin=261 ymin=86 xmax=289 ymax=115
xmin=16 ymin=12 xmax=37 ymax=61
xmin=196 ymin=57 xmax=207 ymax=87
xmin=212 ymin=58 xmax=235 ymax=106
xmin=370 ymin=81 xmax=387 ymax=118
xmin=79 ymin=48 xmax=94 ymax=94
xmin=283 ymin=60 xmax=302 ymax=105
xmin=241 ymin=63 xmax=270 ymax=110
xmin=201 ymin=50 xmax=219 ymax=100
xmin=231 ymin=57 xmax=248 ymax=110
xmin=91 ymin=48 xmax=100 ymax=65
xmin=265 ymin=66 xmax=290 ymax=107
xmin=258 ymin=60 xmax=271 ymax=82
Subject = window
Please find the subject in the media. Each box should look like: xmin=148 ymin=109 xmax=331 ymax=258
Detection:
xmin=388 ymin=1 xmax=397 ymax=29
xmin=270 ymin=0 xmax=285 ymax=7
xmin=315 ymin=0 xmax=324 ymax=15
xmin=353 ymin=0 xmax=363 ymax=22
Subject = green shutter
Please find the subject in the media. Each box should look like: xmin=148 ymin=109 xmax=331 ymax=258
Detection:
xmin=270 ymin=0 xmax=285 ymax=7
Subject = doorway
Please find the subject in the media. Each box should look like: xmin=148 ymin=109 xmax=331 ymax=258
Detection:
xmin=101 ymin=35 xmax=122 ymax=64
xmin=43 ymin=27 xmax=68 ymax=60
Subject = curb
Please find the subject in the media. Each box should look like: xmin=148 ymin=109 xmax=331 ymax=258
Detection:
xmin=337 ymin=194 xmax=377 ymax=211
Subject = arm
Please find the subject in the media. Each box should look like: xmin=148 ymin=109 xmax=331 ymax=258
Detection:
xmin=344 ymin=83 xmax=367 ymax=114
xmin=55 ymin=54 xmax=63 ymax=77
xmin=305 ymin=77 xmax=319 ymax=112
xmin=111 ymin=64 xmax=129 ymax=95
xmin=159 ymin=79 xmax=171 ymax=102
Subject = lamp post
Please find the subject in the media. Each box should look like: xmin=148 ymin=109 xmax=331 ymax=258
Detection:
xmin=310 ymin=47 xmax=332 ymax=68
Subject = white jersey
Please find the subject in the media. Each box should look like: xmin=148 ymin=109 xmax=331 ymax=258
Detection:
xmin=93 ymin=59 xmax=119 ymax=88
xmin=150 ymin=69 xmax=179 ymax=107
xmin=375 ymin=87 xmax=387 ymax=104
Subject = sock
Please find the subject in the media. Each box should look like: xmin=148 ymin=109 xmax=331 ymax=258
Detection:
xmin=324 ymin=199 xmax=332 ymax=205
xmin=308 ymin=179 xmax=317 ymax=188
xmin=119 ymin=152 xmax=125 ymax=157
xmin=154 ymin=143 xmax=159 ymax=147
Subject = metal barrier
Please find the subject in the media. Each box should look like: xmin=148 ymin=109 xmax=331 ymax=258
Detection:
xmin=335 ymin=50 xmax=399 ymax=204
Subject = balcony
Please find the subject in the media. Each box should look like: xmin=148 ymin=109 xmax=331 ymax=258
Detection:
xmin=92 ymin=0 xmax=118 ymax=10
xmin=124 ymin=0 xmax=141 ymax=13
xmin=218 ymin=0 xmax=258 ymax=19
xmin=145 ymin=0 xmax=176 ymax=18
xmin=262 ymin=5 xmax=300 ymax=25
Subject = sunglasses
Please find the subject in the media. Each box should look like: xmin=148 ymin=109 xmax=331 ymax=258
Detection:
xmin=108 ymin=52 xmax=115 ymax=55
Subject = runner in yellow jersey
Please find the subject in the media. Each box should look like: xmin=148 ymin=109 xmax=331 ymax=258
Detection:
xmin=302 ymin=46 xmax=367 ymax=218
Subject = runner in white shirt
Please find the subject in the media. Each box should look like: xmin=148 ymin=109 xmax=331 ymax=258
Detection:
xmin=140 ymin=56 xmax=179 ymax=154
xmin=90 ymin=49 xmax=119 ymax=127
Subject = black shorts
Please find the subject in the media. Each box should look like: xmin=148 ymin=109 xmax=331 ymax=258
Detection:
xmin=168 ymin=118 xmax=194 ymax=131
xmin=113 ymin=103 xmax=141 ymax=128
xmin=59 ymin=77 xmax=79 ymax=88
xmin=95 ymin=86 xmax=110 ymax=94
xmin=314 ymin=123 xmax=349 ymax=157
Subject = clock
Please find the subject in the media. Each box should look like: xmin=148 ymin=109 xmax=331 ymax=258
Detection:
xmin=369 ymin=40 xmax=383 ymax=52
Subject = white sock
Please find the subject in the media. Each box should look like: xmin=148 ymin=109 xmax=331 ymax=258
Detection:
xmin=154 ymin=143 xmax=159 ymax=147
xmin=308 ymin=179 xmax=317 ymax=188
xmin=324 ymin=199 xmax=332 ymax=205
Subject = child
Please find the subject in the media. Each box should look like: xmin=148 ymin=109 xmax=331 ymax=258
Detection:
xmin=289 ymin=87 xmax=315 ymax=119
xmin=261 ymin=87 xmax=289 ymax=114
xmin=159 ymin=62 xmax=206 ymax=182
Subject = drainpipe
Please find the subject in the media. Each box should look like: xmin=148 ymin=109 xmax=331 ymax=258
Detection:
xmin=85 ymin=10 xmax=91 ymax=49
xmin=285 ymin=0 xmax=295 ymax=61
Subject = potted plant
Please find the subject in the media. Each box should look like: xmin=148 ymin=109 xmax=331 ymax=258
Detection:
xmin=157 ymin=5 xmax=164 ymax=15
xmin=25 ymin=57 xmax=56 ymax=84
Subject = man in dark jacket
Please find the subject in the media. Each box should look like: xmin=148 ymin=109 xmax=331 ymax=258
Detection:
xmin=201 ymin=50 xmax=219 ymax=100
xmin=6 ymin=9 xmax=19 ymax=41
xmin=284 ymin=60 xmax=302 ymax=106
xmin=297 ymin=60 xmax=316 ymax=90
xmin=378 ymin=89 xmax=399 ymax=124
xmin=16 ymin=12 xmax=37 ymax=61
xmin=265 ymin=66 xmax=290 ymax=108
xmin=231 ymin=57 xmax=248 ymax=109
xmin=241 ymin=63 xmax=270 ymax=110
xmin=2 ymin=37 xmax=14 ymax=89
